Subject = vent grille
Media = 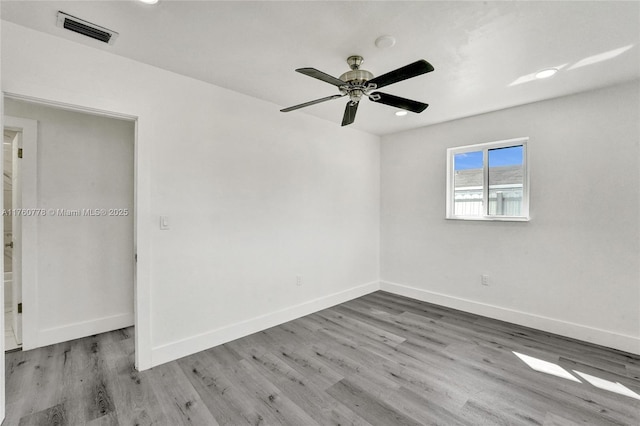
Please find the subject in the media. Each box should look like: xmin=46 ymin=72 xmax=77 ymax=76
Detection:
xmin=63 ymin=18 xmax=112 ymax=43
xmin=56 ymin=11 xmax=119 ymax=45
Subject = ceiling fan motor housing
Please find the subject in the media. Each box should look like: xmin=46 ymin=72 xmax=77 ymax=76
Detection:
xmin=340 ymin=55 xmax=374 ymax=85
xmin=340 ymin=69 xmax=374 ymax=103
xmin=339 ymin=69 xmax=374 ymax=84
xmin=340 ymin=56 xmax=375 ymax=103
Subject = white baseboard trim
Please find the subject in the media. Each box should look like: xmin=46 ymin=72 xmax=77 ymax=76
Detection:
xmin=151 ymin=280 xmax=380 ymax=367
xmin=35 ymin=312 xmax=134 ymax=349
xmin=380 ymin=281 xmax=640 ymax=355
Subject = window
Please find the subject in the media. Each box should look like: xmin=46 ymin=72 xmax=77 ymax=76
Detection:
xmin=446 ymin=137 xmax=529 ymax=221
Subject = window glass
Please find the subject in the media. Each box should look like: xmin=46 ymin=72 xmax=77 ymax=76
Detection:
xmin=453 ymin=151 xmax=483 ymax=216
xmin=488 ymin=146 xmax=524 ymax=216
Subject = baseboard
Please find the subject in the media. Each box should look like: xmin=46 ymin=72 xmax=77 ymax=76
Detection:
xmin=35 ymin=312 xmax=134 ymax=349
xmin=151 ymin=280 xmax=380 ymax=367
xmin=380 ymin=281 xmax=640 ymax=355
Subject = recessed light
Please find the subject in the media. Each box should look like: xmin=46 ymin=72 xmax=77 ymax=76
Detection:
xmin=395 ymin=110 xmax=408 ymax=117
xmin=535 ymin=68 xmax=558 ymax=79
xmin=138 ymin=0 xmax=159 ymax=4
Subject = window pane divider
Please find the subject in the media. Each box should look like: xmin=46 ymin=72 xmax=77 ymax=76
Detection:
xmin=482 ymin=148 xmax=489 ymax=216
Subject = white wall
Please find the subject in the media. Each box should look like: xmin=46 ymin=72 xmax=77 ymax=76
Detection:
xmin=5 ymin=99 xmax=135 ymax=347
xmin=1 ymin=22 xmax=380 ymax=368
xmin=381 ymin=81 xmax=640 ymax=354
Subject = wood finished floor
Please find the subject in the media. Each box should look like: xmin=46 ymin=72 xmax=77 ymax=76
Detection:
xmin=4 ymin=291 xmax=640 ymax=425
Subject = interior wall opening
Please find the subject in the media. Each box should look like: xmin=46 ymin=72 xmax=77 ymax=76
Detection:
xmin=3 ymin=98 xmax=136 ymax=354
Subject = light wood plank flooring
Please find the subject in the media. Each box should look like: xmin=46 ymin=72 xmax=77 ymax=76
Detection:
xmin=5 ymin=291 xmax=640 ymax=425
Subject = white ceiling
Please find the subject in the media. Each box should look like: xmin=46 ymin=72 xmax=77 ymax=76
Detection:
xmin=2 ymin=1 xmax=639 ymax=135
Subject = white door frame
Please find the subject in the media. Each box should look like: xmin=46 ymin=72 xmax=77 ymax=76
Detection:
xmin=4 ymin=117 xmax=38 ymax=349
xmin=10 ymin=129 xmax=22 ymax=346
xmin=4 ymin=116 xmax=38 ymax=350
xmin=3 ymin=130 xmax=22 ymax=346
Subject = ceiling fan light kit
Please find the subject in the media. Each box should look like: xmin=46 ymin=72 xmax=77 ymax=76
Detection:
xmin=281 ymin=55 xmax=434 ymax=126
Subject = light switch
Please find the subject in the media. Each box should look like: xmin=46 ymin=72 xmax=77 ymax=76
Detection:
xmin=160 ymin=216 xmax=170 ymax=230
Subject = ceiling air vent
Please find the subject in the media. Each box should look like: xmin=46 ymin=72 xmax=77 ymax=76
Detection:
xmin=56 ymin=11 xmax=119 ymax=45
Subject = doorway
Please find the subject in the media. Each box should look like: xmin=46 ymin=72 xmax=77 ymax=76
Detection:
xmin=3 ymin=99 xmax=136 ymax=351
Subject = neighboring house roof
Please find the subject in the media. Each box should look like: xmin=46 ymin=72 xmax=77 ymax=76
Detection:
xmin=454 ymin=165 xmax=523 ymax=187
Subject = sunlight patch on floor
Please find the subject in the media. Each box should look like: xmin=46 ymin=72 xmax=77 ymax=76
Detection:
xmin=513 ymin=351 xmax=581 ymax=382
xmin=573 ymin=370 xmax=640 ymax=400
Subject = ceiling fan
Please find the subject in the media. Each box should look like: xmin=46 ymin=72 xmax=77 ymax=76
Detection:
xmin=280 ymin=55 xmax=434 ymax=126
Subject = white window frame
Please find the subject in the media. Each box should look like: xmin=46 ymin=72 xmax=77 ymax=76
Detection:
xmin=446 ymin=137 xmax=530 ymax=221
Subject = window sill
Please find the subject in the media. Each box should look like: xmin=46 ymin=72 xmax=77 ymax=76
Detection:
xmin=446 ymin=215 xmax=530 ymax=222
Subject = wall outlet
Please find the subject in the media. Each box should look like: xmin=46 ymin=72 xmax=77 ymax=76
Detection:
xmin=296 ymin=275 xmax=303 ymax=286
xmin=481 ymin=274 xmax=489 ymax=286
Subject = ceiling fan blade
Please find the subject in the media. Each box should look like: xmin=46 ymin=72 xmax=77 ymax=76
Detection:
xmin=369 ymin=92 xmax=429 ymax=113
xmin=367 ymin=60 xmax=434 ymax=90
xmin=341 ymin=101 xmax=359 ymax=126
xmin=280 ymin=94 xmax=345 ymax=112
xmin=296 ymin=68 xmax=346 ymax=87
